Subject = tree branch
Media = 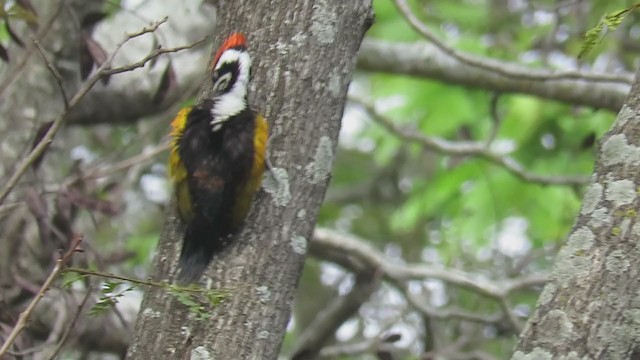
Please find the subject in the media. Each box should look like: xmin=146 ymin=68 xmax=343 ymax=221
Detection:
xmin=65 ymin=0 xmax=216 ymax=126
xmin=0 ymin=18 xmax=197 ymax=206
xmin=393 ymin=0 xmax=631 ymax=85
xmin=291 ymin=271 xmax=380 ymax=360
xmin=0 ymin=0 xmax=67 ymax=96
xmin=0 ymin=235 xmax=83 ymax=357
xmin=310 ymin=228 xmax=547 ymax=329
xmin=46 ymin=287 xmax=93 ymax=360
xmin=351 ymin=96 xmax=590 ymax=186
xmin=357 ymin=38 xmax=630 ymax=112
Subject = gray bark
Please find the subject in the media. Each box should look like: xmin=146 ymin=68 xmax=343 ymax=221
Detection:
xmin=0 ymin=0 xmax=214 ymax=356
xmin=126 ymin=1 xmax=374 ymax=359
xmin=512 ymin=68 xmax=640 ymax=358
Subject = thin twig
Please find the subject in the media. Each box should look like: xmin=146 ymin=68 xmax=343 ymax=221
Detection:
xmin=33 ymin=37 xmax=69 ymax=108
xmin=0 ymin=0 xmax=67 ymax=96
xmin=403 ymin=286 xmax=504 ymax=326
xmin=0 ymin=18 xmax=198 ymax=206
xmin=311 ymin=228 xmax=548 ymax=304
xmin=0 ymin=202 xmax=21 ymax=218
xmin=6 ymin=342 xmax=53 ymax=357
xmin=291 ymin=271 xmax=381 ymax=359
xmin=393 ymin=0 xmax=632 ymax=85
xmin=497 ymin=297 xmax=523 ymax=334
xmin=46 ymin=287 xmax=93 ymax=360
xmin=62 ymin=267 xmax=224 ymax=298
xmin=0 ymin=235 xmax=84 ymax=357
xmin=64 ymin=267 xmax=165 ymax=289
xmin=103 ymin=37 xmax=208 ymax=76
xmin=351 ymin=96 xmax=590 ymax=186
xmin=66 ymin=141 xmax=169 ymax=185
xmin=486 ymin=93 xmax=501 ymax=146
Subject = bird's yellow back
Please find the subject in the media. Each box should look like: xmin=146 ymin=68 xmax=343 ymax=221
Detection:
xmin=232 ymin=113 xmax=268 ymax=226
xmin=168 ymin=107 xmax=193 ymax=222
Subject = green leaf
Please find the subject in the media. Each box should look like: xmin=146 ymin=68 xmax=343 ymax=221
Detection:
xmin=603 ymin=9 xmax=629 ymax=28
xmin=578 ymin=22 xmax=604 ymax=58
xmin=61 ymin=272 xmax=88 ymax=289
xmin=100 ymin=280 xmax=123 ymax=294
xmin=167 ymin=284 xmax=227 ymax=321
xmin=578 ymin=6 xmax=635 ymax=58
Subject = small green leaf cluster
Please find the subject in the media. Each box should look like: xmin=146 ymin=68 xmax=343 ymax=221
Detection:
xmin=579 ymin=5 xmax=640 ymax=58
xmin=89 ymin=281 xmax=135 ymax=316
xmin=168 ymin=284 xmax=226 ymax=321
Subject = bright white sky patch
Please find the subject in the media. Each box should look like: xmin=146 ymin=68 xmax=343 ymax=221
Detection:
xmin=70 ymin=145 xmax=97 ymax=163
xmin=319 ymin=262 xmax=346 ymax=287
xmin=339 ymin=103 xmax=367 ymax=149
xmin=336 ymin=318 xmax=359 ymax=341
xmin=425 ymin=279 xmax=448 ymax=307
xmin=496 ymin=217 xmax=531 ymax=258
xmin=140 ymin=173 xmax=169 ymax=204
xmin=490 ymin=139 xmax=516 ymax=155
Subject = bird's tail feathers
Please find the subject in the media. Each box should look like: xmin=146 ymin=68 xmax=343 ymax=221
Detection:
xmin=176 ymin=216 xmax=221 ymax=284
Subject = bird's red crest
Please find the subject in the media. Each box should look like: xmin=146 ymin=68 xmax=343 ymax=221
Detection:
xmin=211 ymin=33 xmax=247 ymax=70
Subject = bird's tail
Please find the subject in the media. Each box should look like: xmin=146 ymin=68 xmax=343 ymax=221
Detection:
xmin=176 ymin=216 xmax=222 ymax=284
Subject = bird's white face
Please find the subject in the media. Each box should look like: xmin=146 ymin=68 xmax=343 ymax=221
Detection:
xmin=209 ymin=48 xmax=252 ymax=132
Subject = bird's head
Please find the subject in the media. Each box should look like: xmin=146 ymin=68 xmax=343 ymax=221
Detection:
xmin=208 ymin=33 xmax=251 ymax=131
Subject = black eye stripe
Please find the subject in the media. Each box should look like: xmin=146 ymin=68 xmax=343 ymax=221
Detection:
xmin=214 ymin=73 xmax=233 ymax=91
xmin=211 ymin=62 xmax=240 ymax=93
xmin=215 ymin=62 xmax=239 ymax=77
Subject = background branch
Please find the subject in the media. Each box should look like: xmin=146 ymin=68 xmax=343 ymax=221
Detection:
xmin=0 ymin=18 xmax=198 ymax=206
xmin=351 ymin=96 xmax=590 ymax=186
xmin=0 ymin=235 xmax=83 ymax=357
xmin=358 ymin=39 xmax=629 ymax=112
xmin=310 ymin=228 xmax=546 ymax=332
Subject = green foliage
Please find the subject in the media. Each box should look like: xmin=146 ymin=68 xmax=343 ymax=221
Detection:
xmin=300 ymin=0 xmax=621 ymax=357
xmin=579 ymin=4 xmax=640 ymax=58
xmin=89 ymin=280 xmax=134 ymax=316
xmin=4 ymin=3 xmax=38 ymax=27
xmin=367 ymin=0 xmax=420 ymax=41
xmin=61 ymin=272 xmax=88 ymax=289
xmin=125 ymin=233 xmax=159 ymax=266
xmin=61 ymin=267 xmax=227 ymax=321
xmin=103 ymin=0 xmax=124 ymax=16
xmin=168 ymin=284 xmax=226 ymax=321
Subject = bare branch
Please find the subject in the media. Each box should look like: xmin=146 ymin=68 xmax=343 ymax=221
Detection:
xmin=291 ymin=271 xmax=380 ymax=360
xmin=102 ymin=37 xmax=207 ymax=76
xmin=0 ymin=0 xmax=67 ymax=96
xmin=310 ymin=228 xmax=547 ymax=329
xmin=357 ymin=39 xmax=629 ymax=112
xmin=393 ymin=0 xmax=631 ymax=85
xmin=0 ymin=18 xmax=197 ymax=206
xmin=351 ymin=96 xmax=590 ymax=186
xmin=33 ymin=37 xmax=69 ymax=108
xmin=64 ymin=141 xmax=169 ymax=186
xmin=0 ymin=235 xmax=83 ymax=357
xmin=46 ymin=287 xmax=93 ymax=360
xmin=402 ymin=285 xmax=504 ymax=325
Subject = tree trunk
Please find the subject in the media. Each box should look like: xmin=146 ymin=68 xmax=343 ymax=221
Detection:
xmin=512 ymin=70 xmax=640 ymax=358
xmin=0 ymin=1 xmax=218 ymax=355
xmin=126 ymin=1 xmax=374 ymax=359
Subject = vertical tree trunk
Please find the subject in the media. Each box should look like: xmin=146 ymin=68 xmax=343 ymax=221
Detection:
xmin=126 ymin=1 xmax=374 ymax=359
xmin=512 ymin=70 xmax=640 ymax=358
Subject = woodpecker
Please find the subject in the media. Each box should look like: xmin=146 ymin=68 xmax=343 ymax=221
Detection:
xmin=168 ymin=33 xmax=268 ymax=283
